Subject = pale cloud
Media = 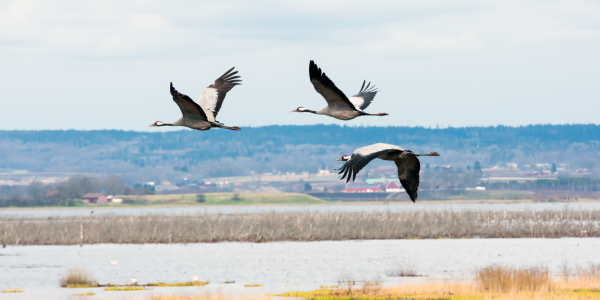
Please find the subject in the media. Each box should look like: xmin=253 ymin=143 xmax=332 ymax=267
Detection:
xmin=0 ymin=0 xmax=599 ymax=130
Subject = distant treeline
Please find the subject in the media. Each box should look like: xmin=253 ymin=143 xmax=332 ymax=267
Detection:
xmin=485 ymin=177 xmax=600 ymax=192
xmin=1 ymin=124 xmax=599 ymax=180
xmin=2 ymin=124 xmax=600 ymax=148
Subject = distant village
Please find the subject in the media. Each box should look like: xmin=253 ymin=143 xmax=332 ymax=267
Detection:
xmin=0 ymin=160 xmax=595 ymax=205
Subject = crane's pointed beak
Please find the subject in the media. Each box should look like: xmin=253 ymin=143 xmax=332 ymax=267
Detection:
xmin=290 ymin=110 xmax=297 ymax=113
xmin=149 ymin=124 xmax=156 ymax=127
xmin=335 ymin=158 xmax=343 ymax=161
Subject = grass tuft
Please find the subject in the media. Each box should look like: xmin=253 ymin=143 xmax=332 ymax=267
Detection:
xmin=60 ymin=268 xmax=97 ymax=288
xmin=244 ymin=284 xmax=263 ymax=287
xmin=1 ymin=288 xmax=24 ymax=293
xmin=475 ymin=265 xmax=551 ymax=293
xmin=385 ymin=263 xmax=418 ymax=277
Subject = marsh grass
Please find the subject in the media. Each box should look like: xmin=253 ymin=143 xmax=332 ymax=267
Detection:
xmin=1 ymin=288 xmax=24 ymax=293
xmin=147 ymin=281 xmax=209 ymax=287
xmin=280 ymin=266 xmax=600 ymax=300
xmin=60 ymin=268 xmax=97 ymax=288
xmin=147 ymin=293 xmax=266 ymax=300
xmin=3 ymin=209 xmax=600 ymax=245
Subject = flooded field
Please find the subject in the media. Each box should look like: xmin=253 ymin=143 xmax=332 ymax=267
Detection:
xmin=2 ymin=201 xmax=600 ymax=218
xmin=1 ymin=238 xmax=600 ymax=299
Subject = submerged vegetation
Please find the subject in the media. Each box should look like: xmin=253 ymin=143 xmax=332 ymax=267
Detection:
xmin=2 ymin=209 xmax=600 ymax=245
xmin=147 ymin=281 xmax=209 ymax=287
xmin=1 ymin=288 xmax=24 ymax=293
xmin=59 ymin=268 xmax=97 ymax=288
xmin=62 ymin=278 xmax=210 ymax=288
xmin=73 ymin=292 xmax=95 ymax=296
xmin=104 ymin=286 xmax=145 ymax=291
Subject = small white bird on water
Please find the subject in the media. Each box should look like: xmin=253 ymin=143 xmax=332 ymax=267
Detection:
xmin=290 ymin=60 xmax=388 ymax=120
xmin=150 ymin=67 xmax=242 ymax=131
xmin=336 ymin=143 xmax=440 ymax=202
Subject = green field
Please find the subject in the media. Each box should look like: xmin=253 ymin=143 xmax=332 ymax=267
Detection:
xmin=118 ymin=192 xmax=325 ymax=206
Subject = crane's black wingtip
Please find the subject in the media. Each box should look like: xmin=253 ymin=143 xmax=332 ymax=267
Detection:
xmin=409 ymin=194 xmax=417 ymax=203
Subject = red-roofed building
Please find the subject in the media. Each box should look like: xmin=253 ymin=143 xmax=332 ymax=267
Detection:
xmin=385 ymin=181 xmax=403 ymax=193
xmin=82 ymin=193 xmax=108 ymax=204
xmin=345 ymin=183 xmax=383 ymax=193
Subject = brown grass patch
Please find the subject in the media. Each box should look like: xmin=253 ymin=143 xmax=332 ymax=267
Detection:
xmin=279 ymin=265 xmax=600 ymax=300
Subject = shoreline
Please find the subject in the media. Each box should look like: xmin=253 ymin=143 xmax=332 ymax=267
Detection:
xmin=1 ymin=198 xmax=600 ymax=212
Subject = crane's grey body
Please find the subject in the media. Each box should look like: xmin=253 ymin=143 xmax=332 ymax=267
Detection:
xmin=315 ymin=106 xmax=362 ymax=121
xmin=150 ymin=67 xmax=242 ymax=131
xmin=337 ymin=143 xmax=440 ymax=202
xmin=171 ymin=117 xmax=212 ymax=131
xmin=290 ymin=61 xmax=388 ymax=120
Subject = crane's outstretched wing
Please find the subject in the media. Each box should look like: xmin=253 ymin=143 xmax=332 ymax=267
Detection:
xmin=349 ymin=80 xmax=378 ymax=110
xmin=395 ymin=155 xmax=421 ymax=202
xmin=309 ymin=60 xmax=358 ymax=110
xmin=338 ymin=143 xmax=404 ymax=182
xmin=170 ymin=82 xmax=208 ymax=121
xmin=198 ymin=67 xmax=242 ymax=122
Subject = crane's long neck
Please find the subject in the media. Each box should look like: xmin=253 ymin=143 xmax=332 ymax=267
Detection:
xmin=301 ymin=109 xmax=318 ymax=114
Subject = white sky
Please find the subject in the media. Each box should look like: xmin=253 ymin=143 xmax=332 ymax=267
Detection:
xmin=1 ymin=0 xmax=599 ymax=130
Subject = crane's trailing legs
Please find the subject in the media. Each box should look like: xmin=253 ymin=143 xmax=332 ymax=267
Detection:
xmin=211 ymin=123 xmax=241 ymax=131
xmin=361 ymin=112 xmax=389 ymax=116
xmin=415 ymin=152 xmax=440 ymax=156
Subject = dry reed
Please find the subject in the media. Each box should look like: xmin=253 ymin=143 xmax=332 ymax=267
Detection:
xmin=475 ymin=265 xmax=552 ymax=292
xmin=385 ymin=262 xmax=418 ymax=277
xmin=2 ymin=209 xmax=600 ymax=245
xmin=59 ymin=268 xmax=97 ymax=287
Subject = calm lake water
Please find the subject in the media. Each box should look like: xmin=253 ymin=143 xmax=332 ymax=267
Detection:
xmin=1 ymin=238 xmax=599 ymax=300
xmin=2 ymin=202 xmax=600 ymax=218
